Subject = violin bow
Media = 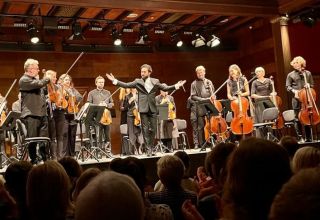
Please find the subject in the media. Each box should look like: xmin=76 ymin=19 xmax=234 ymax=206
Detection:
xmin=65 ymin=52 xmax=84 ymax=76
xmin=0 ymin=79 xmax=17 ymax=113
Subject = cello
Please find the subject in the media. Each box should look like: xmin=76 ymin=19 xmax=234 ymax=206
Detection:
xmin=205 ymin=79 xmax=228 ymax=141
xmin=297 ymin=71 xmax=320 ymax=126
xmin=230 ymin=77 xmax=254 ymax=136
xmin=269 ymin=76 xmax=284 ymax=129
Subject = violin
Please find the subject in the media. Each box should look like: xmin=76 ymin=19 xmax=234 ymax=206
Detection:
xmin=270 ymin=76 xmax=284 ymax=129
xmin=100 ymin=108 xmax=112 ymax=125
xmin=297 ymin=71 xmax=320 ymax=125
xmin=133 ymin=103 xmax=141 ymax=126
xmin=230 ymin=78 xmax=253 ymax=136
xmin=160 ymin=95 xmax=176 ymax=120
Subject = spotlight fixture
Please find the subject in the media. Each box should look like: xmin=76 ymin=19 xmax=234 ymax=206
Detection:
xmin=68 ymin=22 xmax=85 ymax=40
xmin=111 ymin=27 xmax=122 ymax=46
xmin=191 ymin=34 xmax=206 ymax=47
xmin=136 ymin=25 xmax=149 ymax=45
xmin=171 ymin=33 xmax=183 ymax=47
xmin=27 ymin=23 xmax=39 ymax=44
xmin=206 ymin=34 xmax=220 ymax=47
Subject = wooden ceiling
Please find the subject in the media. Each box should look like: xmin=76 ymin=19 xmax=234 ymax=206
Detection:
xmin=0 ymin=0 xmax=318 ymax=51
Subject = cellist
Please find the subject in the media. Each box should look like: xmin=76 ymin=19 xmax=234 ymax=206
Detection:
xmin=286 ymin=56 xmax=313 ymax=142
xmin=190 ymin=65 xmax=216 ymax=148
xmin=87 ymin=76 xmax=114 ymax=153
xmin=251 ymin=67 xmax=275 ymax=138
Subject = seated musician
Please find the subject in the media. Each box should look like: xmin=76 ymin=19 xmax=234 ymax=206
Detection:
xmin=155 ymin=90 xmax=177 ymax=152
xmin=286 ymin=56 xmax=314 ymax=142
xmin=251 ymin=67 xmax=275 ymax=138
xmin=124 ymin=88 xmax=144 ymax=155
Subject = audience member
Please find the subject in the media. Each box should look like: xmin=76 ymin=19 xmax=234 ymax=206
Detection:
xmin=222 ymin=137 xmax=291 ymax=220
xmin=291 ymin=146 xmax=320 ymax=173
xmin=146 ymin=155 xmax=197 ymax=220
xmin=279 ymin=135 xmax=299 ymax=161
xmin=269 ymin=167 xmax=320 ymax=220
xmin=4 ymin=161 xmax=33 ymax=220
xmin=26 ymin=160 xmax=74 ymax=220
xmin=75 ymin=171 xmax=144 ymax=220
xmin=0 ymin=180 xmax=18 ymax=220
xmin=72 ymin=168 xmax=101 ymax=202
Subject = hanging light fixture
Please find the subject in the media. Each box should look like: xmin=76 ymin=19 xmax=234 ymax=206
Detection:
xmin=207 ymin=34 xmax=220 ymax=47
xmin=171 ymin=33 xmax=183 ymax=47
xmin=68 ymin=22 xmax=85 ymax=40
xmin=191 ymin=33 xmax=206 ymax=47
xmin=136 ymin=25 xmax=149 ymax=45
xmin=111 ymin=27 xmax=122 ymax=46
xmin=27 ymin=23 xmax=39 ymax=44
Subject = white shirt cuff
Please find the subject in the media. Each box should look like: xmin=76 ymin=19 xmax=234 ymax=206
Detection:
xmin=113 ymin=79 xmax=118 ymax=85
xmin=175 ymin=84 xmax=179 ymax=90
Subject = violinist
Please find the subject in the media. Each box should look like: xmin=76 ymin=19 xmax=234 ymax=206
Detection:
xmin=251 ymin=67 xmax=275 ymax=138
xmin=190 ymin=65 xmax=215 ymax=148
xmin=12 ymin=92 xmax=21 ymax=112
xmin=59 ymin=73 xmax=83 ymax=157
xmin=155 ymin=90 xmax=177 ymax=152
xmin=106 ymin=64 xmax=186 ymax=157
xmin=45 ymin=70 xmax=66 ymax=160
xmin=123 ymin=88 xmax=143 ymax=155
xmin=286 ymin=56 xmax=313 ymax=142
xmin=119 ymin=88 xmax=131 ymax=125
xmin=87 ymin=76 xmax=114 ymax=153
xmin=19 ymin=58 xmax=51 ymax=164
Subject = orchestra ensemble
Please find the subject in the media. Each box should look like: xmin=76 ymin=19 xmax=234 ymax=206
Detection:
xmin=0 ymin=55 xmax=318 ymax=164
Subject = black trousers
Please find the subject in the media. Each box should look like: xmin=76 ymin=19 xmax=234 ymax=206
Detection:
xmin=292 ymin=98 xmax=311 ymax=140
xmin=50 ymin=109 xmax=66 ymax=159
xmin=140 ymin=111 xmax=157 ymax=152
xmin=63 ymin=114 xmax=77 ymax=157
xmin=22 ymin=116 xmax=48 ymax=163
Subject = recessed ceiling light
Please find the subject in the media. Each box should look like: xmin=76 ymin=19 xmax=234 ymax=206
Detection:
xmin=127 ymin=13 xmax=138 ymax=18
xmin=219 ymin=18 xmax=229 ymax=24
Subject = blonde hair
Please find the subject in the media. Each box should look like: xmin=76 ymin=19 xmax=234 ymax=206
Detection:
xmin=45 ymin=70 xmax=56 ymax=77
xmin=195 ymin=65 xmax=206 ymax=72
xmin=290 ymin=56 xmax=306 ymax=68
xmin=229 ymin=64 xmax=242 ymax=76
xmin=24 ymin=58 xmax=39 ymax=71
xmin=292 ymin=146 xmax=320 ymax=173
xmin=95 ymin=75 xmax=105 ymax=84
xmin=255 ymin=67 xmax=265 ymax=74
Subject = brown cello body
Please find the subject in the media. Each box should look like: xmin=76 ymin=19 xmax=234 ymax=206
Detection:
xmin=210 ymin=100 xmax=228 ymax=136
xmin=272 ymin=96 xmax=285 ymax=129
xmin=298 ymin=88 xmax=320 ymax=125
xmin=230 ymin=97 xmax=254 ymax=135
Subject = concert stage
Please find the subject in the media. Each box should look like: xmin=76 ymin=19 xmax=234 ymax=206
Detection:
xmin=0 ymin=149 xmax=208 ymax=184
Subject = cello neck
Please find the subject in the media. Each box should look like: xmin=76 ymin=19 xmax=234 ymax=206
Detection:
xmin=236 ymin=78 xmax=243 ymax=113
xmin=270 ymin=77 xmax=278 ymax=109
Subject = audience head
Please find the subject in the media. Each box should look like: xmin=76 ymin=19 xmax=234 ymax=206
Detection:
xmin=223 ymin=137 xmax=291 ymax=220
xmin=109 ymin=157 xmax=123 ymax=171
xmin=157 ymin=155 xmax=184 ymax=189
xmin=174 ymin=151 xmax=191 ymax=175
xmin=292 ymin=146 xmax=320 ymax=173
xmin=26 ymin=161 xmax=73 ymax=220
xmin=279 ymin=135 xmax=299 ymax=159
xmin=269 ymin=167 xmax=320 ymax=220
xmin=205 ymin=142 xmax=236 ymax=186
xmin=4 ymin=161 xmax=32 ymax=202
xmin=72 ymin=168 xmax=101 ymax=202
xmin=75 ymin=171 xmax=144 ymax=220
xmin=58 ymin=156 xmax=82 ymax=192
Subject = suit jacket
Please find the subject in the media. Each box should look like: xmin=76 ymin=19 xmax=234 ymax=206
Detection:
xmin=116 ymin=78 xmax=176 ymax=113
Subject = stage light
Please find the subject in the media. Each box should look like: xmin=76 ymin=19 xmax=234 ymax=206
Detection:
xmin=27 ymin=23 xmax=39 ymax=44
xmin=136 ymin=25 xmax=149 ymax=45
xmin=68 ymin=22 xmax=85 ymax=40
xmin=206 ymin=34 xmax=220 ymax=47
xmin=111 ymin=27 xmax=122 ymax=46
xmin=191 ymin=34 xmax=206 ymax=47
xmin=171 ymin=33 xmax=183 ymax=47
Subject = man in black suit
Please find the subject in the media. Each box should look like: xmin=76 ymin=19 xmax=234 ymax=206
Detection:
xmin=106 ymin=64 xmax=186 ymax=156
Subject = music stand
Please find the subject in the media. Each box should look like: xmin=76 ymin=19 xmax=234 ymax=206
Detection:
xmin=85 ymin=104 xmax=113 ymax=159
xmin=154 ymin=104 xmax=170 ymax=153
xmin=196 ymin=99 xmax=219 ymax=151
xmin=76 ymin=104 xmax=101 ymax=162
xmin=0 ymin=111 xmax=21 ymax=168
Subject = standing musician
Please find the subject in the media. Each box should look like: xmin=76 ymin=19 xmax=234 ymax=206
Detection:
xmin=59 ymin=73 xmax=83 ymax=157
xmin=119 ymin=88 xmax=131 ymax=125
xmin=44 ymin=70 xmax=66 ymax=160
xmin=124 ymin=88 xmax=143 ymax=155
xmin=190 ymin=65 xmax=215 ymax=148
xmin=19 ymin=58 xmax=51 ymax=164
xmin=87 ymin=76 xmax=114 ymax=152
xmin=227 ymin=64 xmax=251 ymax=140
xmin=155 ymin=90 xmax=176 ymax=152
xmin=286 ymin=56 xmax=313 ymax=142
xmin=106 ymin=64 xmax=186 ymax=156
xmin=251 ymin=67 xmax=275 ymax=138
xmin=12 ymin=93 xmax=21 ymax=112
xmin=187 ymin=96 xmax=199 ymax=148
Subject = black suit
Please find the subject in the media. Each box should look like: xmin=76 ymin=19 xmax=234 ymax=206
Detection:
xmin=115 ymin=77 xmax=176 ymax=154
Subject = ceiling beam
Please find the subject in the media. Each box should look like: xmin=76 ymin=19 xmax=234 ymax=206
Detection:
xmin=10 ymin=0 xmax=279 ymax=17
xmin=278 ymin=0 xmax=319 ymax=14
